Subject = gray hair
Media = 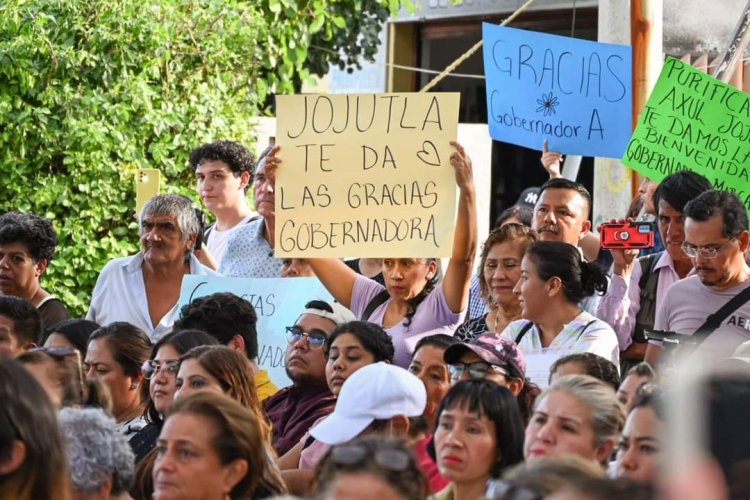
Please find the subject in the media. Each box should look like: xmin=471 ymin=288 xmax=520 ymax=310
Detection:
xmin=140 ymin=194 xmax=200 ymax=240
xmin=537 ymin=374 xmax=625 ymax=448
xmin=58 ymin=407 xmax=135 ymax=495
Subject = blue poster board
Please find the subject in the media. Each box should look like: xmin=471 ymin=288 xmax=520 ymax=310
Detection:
xmin=482 ymin=23 xmax=632 ymax=158
xmin=179 ymin=276 xmax=334 ymax=389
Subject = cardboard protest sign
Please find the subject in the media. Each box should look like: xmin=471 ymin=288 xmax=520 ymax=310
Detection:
xmin=179 ymin=276 xmax=334 ymax=388
xmin=275 ymin=93 xmax=460 ymax=258
xmin=623 ymin=58 xmax=750 ymax=210
xmin=482 ymin=23 xmax=632 ymax=158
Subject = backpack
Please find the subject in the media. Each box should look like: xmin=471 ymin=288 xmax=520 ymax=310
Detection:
xmin=632 ymin=252 xmax=661 ymax=344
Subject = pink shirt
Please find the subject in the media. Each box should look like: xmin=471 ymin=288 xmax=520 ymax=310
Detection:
xmin=597 ymin=251 xmax=692 ymax=350
xmin=654 ymin=276 xmax=750 ymax=361
xmin=350 ymin=275 xmax=462 ymax=367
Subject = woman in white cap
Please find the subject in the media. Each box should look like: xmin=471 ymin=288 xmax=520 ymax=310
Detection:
xmin=278 ymin=321 xmax=395 ymax=495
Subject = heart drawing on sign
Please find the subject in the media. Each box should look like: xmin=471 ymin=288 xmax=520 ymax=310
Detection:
xmin=416 ymin=140 xmax=441 ymax=167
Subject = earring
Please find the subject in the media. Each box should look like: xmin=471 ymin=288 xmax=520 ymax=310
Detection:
xmin=130 ymin=381 xmax=138 ymax=390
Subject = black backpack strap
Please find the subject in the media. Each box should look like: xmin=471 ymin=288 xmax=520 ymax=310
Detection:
xmin=692 ymin=285 xmax=750 ymax=345
xmin=203 ymin=223 xmax=215 ymax=245
xmin=637 ymin=252 xmax=660 ymax=291
xmin=362 ymin=290 xmax=391 ymax=322
xmin=576 ymin=319 xmax=599 ymax=340
xmin=514 ymin=321 xmax=534 ymax=344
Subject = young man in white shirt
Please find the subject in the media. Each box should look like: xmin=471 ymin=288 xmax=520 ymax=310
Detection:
xmin=189 ymin=140 xmax=256 ymax=268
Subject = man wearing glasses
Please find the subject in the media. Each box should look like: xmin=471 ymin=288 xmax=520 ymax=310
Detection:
xmin=645 ymin=190 xmax=750 ymax=365
xmin=263 ymin=299 xmax=356 ymax=456
xmin=598 ymin=170 xmax=712 ymax=369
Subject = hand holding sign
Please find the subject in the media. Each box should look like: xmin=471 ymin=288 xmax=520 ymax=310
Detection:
xmin=623 ymin=58 xmax=750 ymax=211
xmin=540 ymin=139 xmax=564 ymax=179
xmin=449 ymin=140 xmax=475 ymax=191
xmin=482 ymin=24 xmax=632 ymax=158
xmin=275 ymin=92 xmax=461 ymax=258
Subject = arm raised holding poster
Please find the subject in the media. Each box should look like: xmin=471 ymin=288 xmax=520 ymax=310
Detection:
xmin=306 ymin=141 xmax=477 ymax=367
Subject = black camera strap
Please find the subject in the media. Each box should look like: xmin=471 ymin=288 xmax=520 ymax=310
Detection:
xmin=691 ymin=284 xmax=750 ymax=346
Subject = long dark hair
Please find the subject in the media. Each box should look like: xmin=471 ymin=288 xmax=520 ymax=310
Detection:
xmin=405 ymin=258 xmax=441 ymax=327
xmin=0 ymin=358 xmax=70 ymax=500
xmin=144 ymin=329 xmax=218 ymax=426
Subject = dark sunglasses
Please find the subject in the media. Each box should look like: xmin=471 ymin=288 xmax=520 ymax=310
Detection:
xmin=449 ymin=361 xmax=509 ymax=380
xmin=285 ymin=326 xmax=327 ymax=349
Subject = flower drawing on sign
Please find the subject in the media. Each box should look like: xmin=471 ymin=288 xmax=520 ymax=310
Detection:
xmin=535 ymin=92 xmax=560 ymax=117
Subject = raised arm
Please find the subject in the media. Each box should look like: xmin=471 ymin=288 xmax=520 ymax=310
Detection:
xmin=540 ymin=139 xmax=563 ymax=179
xmin=307 ymin=258 xmax=359 ymax=309
xmin=442 ymin=141 xmax=477 ymax=314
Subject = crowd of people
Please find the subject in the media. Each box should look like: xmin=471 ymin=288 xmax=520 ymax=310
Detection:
xmin=1 ymin=138 xmax=750 ymax=500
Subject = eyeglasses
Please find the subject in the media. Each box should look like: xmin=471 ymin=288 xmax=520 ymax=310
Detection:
xmin=142 ymin=359 xmax=180 ymax=379
xmin=449 ymin=361 xmax=509 ymax=380
xmin=329 ymin=443 xmax=412 ymax=473
xmin=486 ymin=479 xmax=541 ymax=500
xmin=681 ymin=238 xmax=736 ymax=259
xmin=285 ymin=326 xmax=327 ymax=349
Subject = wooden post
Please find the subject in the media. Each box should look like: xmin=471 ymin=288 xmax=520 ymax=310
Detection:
xmin=630 ymin=0 xmax=662 ymax=198
xmin=713 ymin=0 xmax=750 ymax=83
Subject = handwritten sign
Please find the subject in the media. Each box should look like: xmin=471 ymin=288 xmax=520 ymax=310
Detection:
xmin=178 ymin=276 xmax=334 ymax=388
xmin=623 ymin=58 xmax=750 ymax=210
xmin=482 ymin=23 xmax=632 ymax=158
xmin=275 ymin=93 xmax=460 ymax=258
xmin=524 ymin=347 xmax=575 ymax=388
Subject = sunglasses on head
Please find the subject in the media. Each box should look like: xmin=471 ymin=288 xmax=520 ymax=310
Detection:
xmin=142 ymin=359 xmax=180 ymax=379
xmin=329 ymin=442 xmax=412 ymax=473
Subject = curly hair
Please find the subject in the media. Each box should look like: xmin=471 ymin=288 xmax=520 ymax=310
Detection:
xmin=0 ymin=211 xmax=58 ymax=262
xmin=189 ymin=140 xmax=256 ymax=185
xmin=324 ymin=321 xmax=395 ymax=363
xmin=174 ymin=292 xmax=259 ymax=359
xmin=58 ymin=407 xmax=135 ymax=496
xmin=549 ymin=352 xmax=620 ymax=391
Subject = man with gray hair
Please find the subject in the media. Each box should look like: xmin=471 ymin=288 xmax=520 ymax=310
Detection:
xmin=87 ymin=194 xmax=218 ymax=340
xmin=58 ymin=407 xmax=135 ymax=500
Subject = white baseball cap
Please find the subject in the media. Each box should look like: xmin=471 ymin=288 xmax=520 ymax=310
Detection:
xmin=310 ymin=362 xmax=427 ymax=445
xmin=301 ymin=301 xmax=356 ymax=326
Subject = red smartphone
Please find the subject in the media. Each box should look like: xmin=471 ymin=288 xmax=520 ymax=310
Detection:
xmin=600 ymin=221 xmax=654 ymax=249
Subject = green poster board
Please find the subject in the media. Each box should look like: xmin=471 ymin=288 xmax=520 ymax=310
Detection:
xmin=622 ymin=57 xmax=750 ymax=210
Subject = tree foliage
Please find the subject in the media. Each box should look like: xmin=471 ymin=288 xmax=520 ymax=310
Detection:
xmin=0 ymin=0 xmax=404 ymax=316
xmin=254 ymin=0 xmax=406 ymax=99
xmin=0 ymin=0 xmax=263 ymax=315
